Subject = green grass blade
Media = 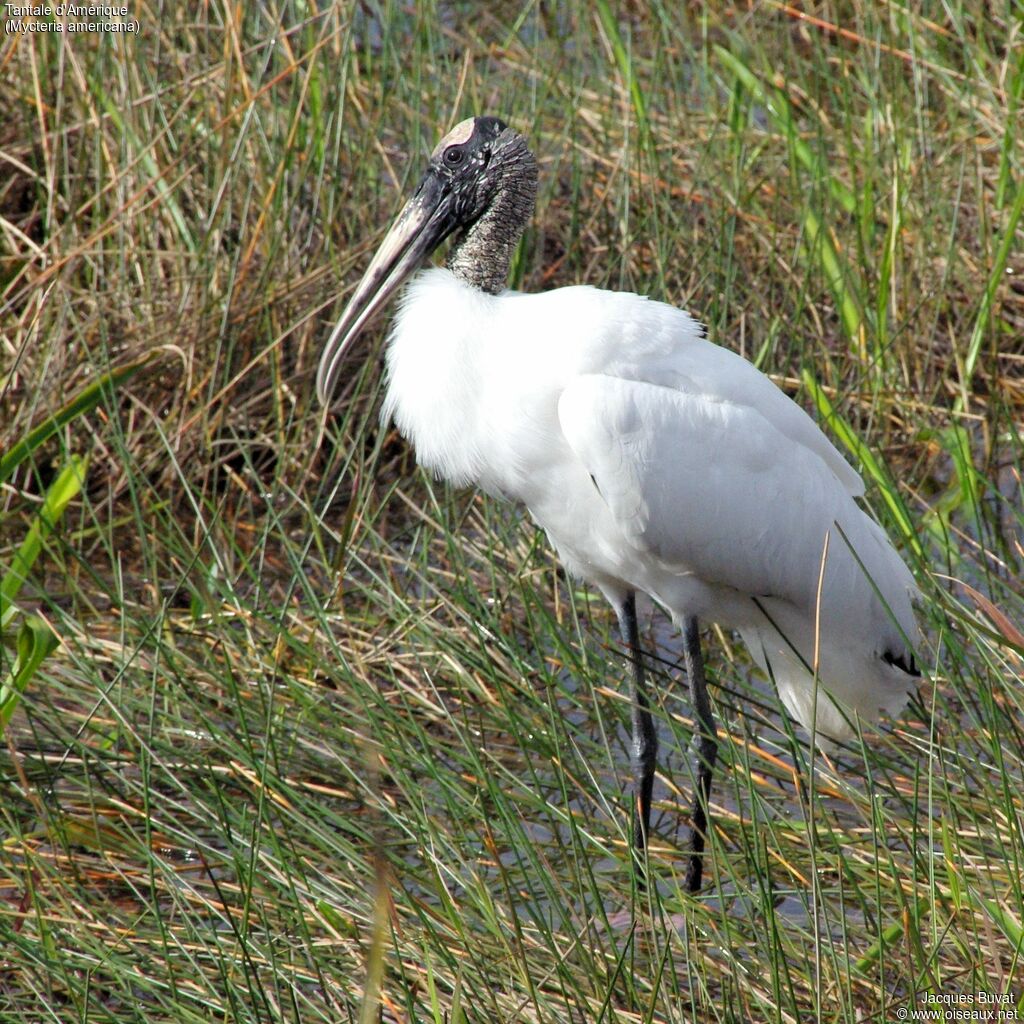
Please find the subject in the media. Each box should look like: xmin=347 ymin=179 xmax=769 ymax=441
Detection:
xmin=852 ymin=897 xmax=931 ymax=975
xmin=1 ymin=352 xmax=161 ymax=485
xmin=595 ymin=0 xmax=650 ymax=149
xmin=715 ymin=45 xmax=857 ymax=215
xmin=959 ymin=173 xmax=1024 ymax=408
xmin=0 ymin=614 xmax=60 ymax=730
xmin=86 ymin=76 xmax=197 ymax=253
xmin=965 ymin=885 xmax=1024 ymax=958
xmin=1 ymin=456 xmax=87 ymax=625
xmin=802 ymin=370 xmax=922 ymax=559
xmin=803 ymin=206 xmax=866 ymax=351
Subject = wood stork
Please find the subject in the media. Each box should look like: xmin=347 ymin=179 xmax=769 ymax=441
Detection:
xmin=316 ymin=116 xmax=921 ymax=893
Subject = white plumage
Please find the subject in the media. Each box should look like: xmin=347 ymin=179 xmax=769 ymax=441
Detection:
xmin=317 ymin=115 xmax=921 ymax=890
xmin=384 ymin=267 xmax=918 ymax=743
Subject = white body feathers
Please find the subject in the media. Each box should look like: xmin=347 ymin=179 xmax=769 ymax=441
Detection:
xmin=383 ymin=268 xmax=918 ymax=743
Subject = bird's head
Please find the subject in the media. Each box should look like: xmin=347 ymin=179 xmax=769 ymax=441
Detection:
xmin=316 ymin=116 xmax=536 ymax=406
xmin=427 ymin=115 xmax=513 ymax=227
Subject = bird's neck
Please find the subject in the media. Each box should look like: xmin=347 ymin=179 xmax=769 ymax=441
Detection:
xmin=446 ymin=144 xmax=538 ymax=295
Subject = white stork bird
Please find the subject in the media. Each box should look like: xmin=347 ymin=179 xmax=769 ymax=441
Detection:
xmin=316 ymin=116 xmax=921 ymax=892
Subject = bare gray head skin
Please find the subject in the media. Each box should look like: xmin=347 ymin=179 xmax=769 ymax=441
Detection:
xmin=434 ymin=116 xmax=539 ymax=294
xmin=315 ymin=116 xmax=539 ymax=404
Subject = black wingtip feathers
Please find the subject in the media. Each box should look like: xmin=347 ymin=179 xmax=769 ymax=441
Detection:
xmin=882 ymin=649 xmax=920 ymax=677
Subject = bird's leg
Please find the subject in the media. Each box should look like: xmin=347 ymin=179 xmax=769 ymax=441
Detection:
xmin=682 ymin=616 xmax=717 ymax=893
xmin=614 ymin=592 xmax=658 ymax=886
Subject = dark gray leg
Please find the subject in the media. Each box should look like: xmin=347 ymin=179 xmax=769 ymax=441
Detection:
xmin=614 ymin=592 xmax=658 ymax=884
xmin=682 ymin=615 xmax=717 ymax=893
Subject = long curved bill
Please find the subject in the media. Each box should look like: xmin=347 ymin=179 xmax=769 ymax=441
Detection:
xmin=316 ymin=171 xmax=454 ymax=406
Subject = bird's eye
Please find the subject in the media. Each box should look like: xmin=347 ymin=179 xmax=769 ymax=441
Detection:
xmin=444 ymin=146 xmax=465 ymax=166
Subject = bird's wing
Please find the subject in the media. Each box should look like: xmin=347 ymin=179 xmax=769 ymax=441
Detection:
xmin=668 ymin=342 xmax=865 ymax=498
xmin=557 ymin=372 xmax=858 ymax=606
xmin=560 ymin=290 xmax=865 ymax=498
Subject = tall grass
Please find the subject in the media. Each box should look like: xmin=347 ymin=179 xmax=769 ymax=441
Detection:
xmin=2 ymin=2 xmax=1022 ymax=1020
